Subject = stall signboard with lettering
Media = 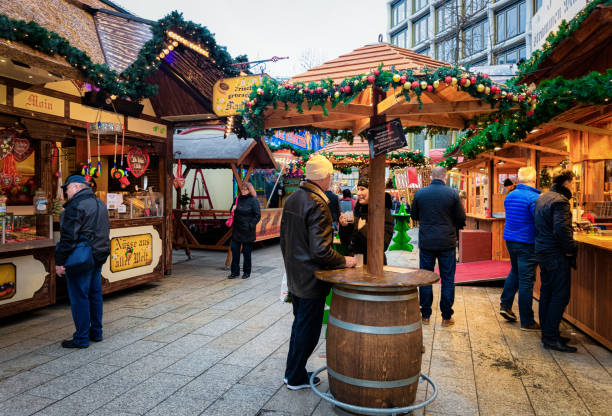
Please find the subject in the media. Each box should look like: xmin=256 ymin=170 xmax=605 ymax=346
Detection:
xmin=531 ymin=0 xmax=587 ymax=51
xmin=213 ymin=75 xmax=263 ymax=116
xmin=0 ymin=84 xmax=6 ymax=106
xmin=110 ymin=234 xmax=153 ymax=272
xmin=366 ymin=118 xmax=407 ymax=158
xmin=13 ymin=89 xmax=64 ymax=117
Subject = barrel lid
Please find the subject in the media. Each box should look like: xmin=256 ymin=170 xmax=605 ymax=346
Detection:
xmin=315 ymin=266 xmax=439 ymax=288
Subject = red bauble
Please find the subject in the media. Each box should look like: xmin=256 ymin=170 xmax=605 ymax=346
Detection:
xmin=284 ymin=84 xmax=290 ymax=89
xmin=470 ymin=76 xmax=476 ymax=85
xmin=483 ymin=73 xmax=489 ymax=78
xmin=252 ymin=98 xmax=257 ymax=104
xmin=373 ymin=69 xmax=380 ymax=76
xmin=426 ymin=85 xmax=433 ymax=92
xmin=507 ymin=92 xmax=513 ymax=99
xmin=518 ymin=95 xmax=524 ymax=101
xmin=316 ymin=87 xmax=323 ymax=93
xmin=400 ymin=75 xmax=407 ymax=84
xmin=367 ymin=75 xmax=376 ymax=84
xmin=304 ymin=88 xmax=309 ymax=93
xmin=411 ymin=81 xmax=419 ymax=89
xmin=459 ymin=78 xmax=467 ymax=86
xmin=343 ymin=85 xmax=351 ymax=93
xmin=445 ymin=75 xmax=452 ymax=84
xmin=246 ymin=101 xmax=252 ymax=108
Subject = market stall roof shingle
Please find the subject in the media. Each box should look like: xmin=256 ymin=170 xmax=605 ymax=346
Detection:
xmin=174 ymin=128 xmax=278 ymax=170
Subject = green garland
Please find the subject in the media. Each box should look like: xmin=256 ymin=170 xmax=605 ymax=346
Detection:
xmin=518 ymin=0 xmax=612 ymax=78
xmin=441 ymin=69 xmax=612 ymax=165
xmin=403 ymin=126 xmax=453 ymax=137
xmin=0 ymin=11 xmax=247 ymax=99
xmin=540 ymin=168 xmax=552 ymax=188
xmin=240 ymin=65 xmax=537 ymax=139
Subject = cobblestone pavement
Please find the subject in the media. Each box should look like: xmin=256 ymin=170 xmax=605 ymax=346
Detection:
xmin=1 ymin=239 xmax=611 ymax=415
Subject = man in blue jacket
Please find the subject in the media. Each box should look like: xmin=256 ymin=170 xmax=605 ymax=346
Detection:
xmin=499 ymin=167 xmax=541 ymax=331
xmin=411 ymin=167 xmax=465 ymax=326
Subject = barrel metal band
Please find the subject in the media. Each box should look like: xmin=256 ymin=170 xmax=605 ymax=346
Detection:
xmin=328 ymin=315 xmax=421 ymax=335
xmin=333 ymin=288 xmax=417 ymax=302
xmin=328 ymin=367 xmax=419 ymax=389
xmin=336 ymin=284 xmax=417 ymax=293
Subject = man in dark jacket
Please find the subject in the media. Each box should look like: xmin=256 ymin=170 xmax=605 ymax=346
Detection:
xmin=499 ymin=167 xmax=541 ymax=330
xmin=281 ymin=155 xmax=356 ymax=390
xmin=55 ymin=175 xmax=110 ymax=348
xmin=535 ymin=170 xmax=577 ymax=353
xmin=411 ymin=166 xmax=465 ymax=326
xmin=324 ymin=189 xmax=340 ymax=227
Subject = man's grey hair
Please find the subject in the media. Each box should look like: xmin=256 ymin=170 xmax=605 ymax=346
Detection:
xmin=431 ymin=166 xmax=448 ymax=180
xmin=71 ymin=182 xmax=89 ymax=192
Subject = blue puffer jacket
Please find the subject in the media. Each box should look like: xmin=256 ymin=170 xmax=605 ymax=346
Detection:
xmin=503 ymin=184 xmax=542 ymax=243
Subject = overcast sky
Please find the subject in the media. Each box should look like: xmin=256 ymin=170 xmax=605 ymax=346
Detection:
xmin=115 ymin=0 xmax=388 ymax=78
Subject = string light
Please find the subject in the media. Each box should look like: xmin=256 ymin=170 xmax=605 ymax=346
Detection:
xmin=166 ymin=30 xmax=210 ymax=58
xmin=224 ymin=116 xmax=235 ymax=138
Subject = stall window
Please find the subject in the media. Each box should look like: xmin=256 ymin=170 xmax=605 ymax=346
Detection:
xmin=436 ymin=0 xmax=458 ymax=34
xmin=391 ymin=28 xmax=408 ymax=48
xmin=495 ymin=1 xmax=526 ymax=44
xmin=495 ymin=43 xmax=526 ymax=64
xmin=391 ymin=0 xmax=407 ymax=27
xmin=412 ymin=14 xmax=430 ymax=46
xmin=463 ymin=19 xmax=489 ymax=58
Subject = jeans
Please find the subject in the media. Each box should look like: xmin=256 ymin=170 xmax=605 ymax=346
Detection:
xmin=65 ymin=265 xmax=103 ymax=347
xmin=418 ymin=248 xmax=456 ymax=320
xmin=230 ymin=240 xmax=252 ymax=276
xmin=538 ymin=255 xmax=571 ymax=343
xmin=284 ymin=295 xmax=326 ymax=385
xmin=500 ymin=241 xmax=537 ymax=327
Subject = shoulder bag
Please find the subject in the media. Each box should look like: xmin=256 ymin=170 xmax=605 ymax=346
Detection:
xmin=225 ymin=196 xmax=239 ymax=227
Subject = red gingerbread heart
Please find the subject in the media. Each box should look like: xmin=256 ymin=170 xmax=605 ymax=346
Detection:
xmin=127 ymin=147 xmax=150 ymax=178
xmin=12 ymin=137 xmax=33 ymax=162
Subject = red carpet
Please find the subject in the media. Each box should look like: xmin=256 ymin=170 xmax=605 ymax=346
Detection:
xmin=435 ymin=260 xmax=511 ymax=284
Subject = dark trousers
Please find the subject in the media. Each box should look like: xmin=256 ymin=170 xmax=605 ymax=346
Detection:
xmin=500 ymin=241 xmax=537 ymax=327
xmin=65 ymin=265 xmax=103 ymax=347
xmin=230 ymin=240 xmax=252 ymax=276
xmin=538 ymin=255 xmax=571 ymax=343
xmin=285 ymin=295 xmax=326 ymax=385
xmin=419 ymin=248 xmax=456 ymax=320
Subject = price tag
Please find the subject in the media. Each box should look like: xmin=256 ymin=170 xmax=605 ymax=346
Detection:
xmin=118 ymin=204 xmax=127 ymax=213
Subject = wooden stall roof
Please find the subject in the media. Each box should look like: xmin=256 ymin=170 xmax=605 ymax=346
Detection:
xmin=520 ymin=4 xmax=612 ymax=85
xmin=265 ymin=43 xmax=501 ymax=134
xmin=316 ymin=138 xmax=411 ymax=156
xmin=174 ymin=128 xmax=278 ymax=170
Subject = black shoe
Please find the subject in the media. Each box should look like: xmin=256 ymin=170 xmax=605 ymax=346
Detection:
xmin=499 ymin=306 xmax=517 ymax=322
xmin=228 ymin=274 xmax=239 ymax=279
xmin=61 ymin=339 xmax=88 ymax=349
xmin=242 ymin=274 xmax=250 ymax=279
xmin=543 ymin=340 xmax=577 ymax=353
xmin=90 ymin=336 xmax=103 ymax=343
xmin=559 ymin=336 xmax=571 ymax=344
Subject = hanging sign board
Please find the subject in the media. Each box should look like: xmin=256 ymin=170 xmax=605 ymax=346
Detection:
xmin=212 ymin=75 xmax=263 ymax=116
xmin=13 ymin=89 xmax=64 ymax=117
xmin=366 ymin=118 xmax=407 ymax=158
xmin=109 ymin=233 xmax=153 ymax=272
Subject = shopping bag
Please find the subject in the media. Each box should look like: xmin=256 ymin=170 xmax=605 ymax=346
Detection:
xmin=280 ymin=272 xmax=291 ymax=303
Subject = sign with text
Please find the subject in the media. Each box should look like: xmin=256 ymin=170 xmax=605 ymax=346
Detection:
xmin=212 ymin=75 xmax=263 ymax=116
xmin=531 ymin=0 xmax=588 ymax=51
xmin=13 ymin=89 xmax=64 ymax=117
xmin=366 ymin=118 xmax=407 ymax=158
xmin=110 ymin=234 xmax=153 ymax=273
xmin=0 ymin=84 xmax=6 ymax=106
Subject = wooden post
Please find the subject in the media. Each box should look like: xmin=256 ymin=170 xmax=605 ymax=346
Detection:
xmin=366 ymin=87 xmax=386 ymax=277
xmin=164 ymin=126 xmax=174 ymax=275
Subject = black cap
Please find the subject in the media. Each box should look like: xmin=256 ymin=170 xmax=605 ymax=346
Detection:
xmin=61 ymin=174 xmax=89 ymax=189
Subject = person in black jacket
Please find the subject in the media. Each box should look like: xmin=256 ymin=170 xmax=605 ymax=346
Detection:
xmin=281 ymin=155 xmax=356 ymax=390
xmin=324 ymin=189 xmax=340 ymax=228
xmin=229 ymin=181 xmax=261 ymax=279
xmin=534 ymin=170 xmax=577 ymax=353
xmin=411 ymin=166 xmax=466 ymax=326
xmin=55 ymin=175 xmax=110 ymax=349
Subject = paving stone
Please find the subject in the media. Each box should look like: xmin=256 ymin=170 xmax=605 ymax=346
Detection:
xmin=207 ymin=328 xmax=261 ymax=352
xmin=429 ymin=349 xmax=474 ymax=381
xmin=95 ymin=340 xmax=165 ymax=366
xmin=103 ymin=372 xmax=193 ymax=414
xmin=144 ymin=321 xmax=200 ymax=343
xmin=0 ymin=370 xmax=56 ymax=401
xmin=152 ymin=334 xmax=214 ymax=358
xmin=30 ymin=347 xmax=108 ymax=376
xmin=0 ymin=352 xmax=56 ymax=379
xmin=424 ymin=375 xmax=478 ymax=415
xmin=145 ymin=393 xmax=212 ymax=416
xmin=432 ymin=329 xmax=471 ymax=352
xmin=262 ymin=379 xmax=327 ymax=415
xmin=192 ymin=317 xmax=243 ymax=336
xmin=0 ymin=392 xmax=54 ymax=416
xmin=28 ymin=362 xmax=119 ymax=399
xmin=0 ymin=337 xmax=56 ymax=364
xmin=240 ymin=356 xmax=286 ymax=388
xmin=163 ymin=347 xmax=229 ymax=377
xmin=200 ymin=383 xmax=276 ymax=416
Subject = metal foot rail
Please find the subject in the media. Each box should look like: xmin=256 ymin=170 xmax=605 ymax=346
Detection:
xmin=309 ymin=366 xmax=437 ymax=416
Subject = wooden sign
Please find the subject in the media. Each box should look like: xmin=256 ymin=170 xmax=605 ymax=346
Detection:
xmin=110 ymin=233 xmax=153 ymax=272
xmin=13 ymin=89 xmax=64 ymax=117
xmin=212 ymin=75 xmax=263 ymax=116
xmin=127 ymin=147 xmax=150 ymax=178
xmin=366 ymin=118 xmax=407 ymax=158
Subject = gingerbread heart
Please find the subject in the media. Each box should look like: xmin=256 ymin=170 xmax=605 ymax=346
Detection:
xmin=127 ymin=147 xmax=150 ymax=178
xmin=12 ymin=137 xmax=33 ymax=162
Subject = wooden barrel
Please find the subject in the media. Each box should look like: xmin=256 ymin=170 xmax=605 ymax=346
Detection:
xmin=326 ymin=284 xmax=422 ymax=413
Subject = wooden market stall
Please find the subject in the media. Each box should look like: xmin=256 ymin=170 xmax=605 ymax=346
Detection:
xmin=447 ymin=2 xmax=612 ymax=349
xmin=241 ymin=42 xmax=521 ymax=412
xmin=0 ymin=1 xmax=247 ymax=316
xmin=172 ymin=129 xmax=278 ymax=259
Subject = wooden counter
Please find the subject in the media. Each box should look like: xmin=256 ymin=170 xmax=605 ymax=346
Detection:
xmin=0 ymin=239 xmax=55 ymax=319
xmin=465 ymin=214 xmax=509 ymax=260
xmin=534 ymin=234 xmax=612 ymax=350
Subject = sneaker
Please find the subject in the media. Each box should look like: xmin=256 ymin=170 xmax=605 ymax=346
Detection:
xmin=227 ymin=274 xmax=239 ymax=279
xmin=286 ymin=372 xmax=321 ymax=390
xmin=61 ymin=339 xmax=88 ymax=349
xmin=521 ymin=322 xmax=541 ymax=332
xmin=500 ymin=306 xmax=517 ymax=322
xmin=441 ymin=318 xmax=455 ymax=327
xmin=283 ymin=377 xmax=288 ymax=384
xmin=422 ymin=318 xmax=430 ymax=325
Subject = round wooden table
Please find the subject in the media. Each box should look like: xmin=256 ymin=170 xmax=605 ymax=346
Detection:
xmin=315 ymin=266 xmax=439 ymax=415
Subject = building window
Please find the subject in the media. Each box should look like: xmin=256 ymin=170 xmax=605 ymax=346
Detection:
xmin=436 ymin=0 xmax=458 ymax=34
xmin=463 ymin=19 xmax=489 ymax=57
xmin=415 ymin=46 xmax=431 ymax=57
xmin=534 ymin=0 xmax=542 ymax=12
xmin=495 ymin=43 xmax=526 ymax=64
xmin=391 ymin=28 xmax=408 ymax=48
xmin=413 ymin=0 xmax=428 ymax=13
xmin=436 ymin=37 xmax=458 ymax=62
xmin=412 ymin=14 xmax=430 ymax=46
xmin=495 ymin=1 xmax=526 ymax=44
xmin=391 ymin=0 xmax=407 ymax=27
xmin=469 ymin=57 xmax=489 ymax=67
xmin=465 ymin=0 xmax=489 ymax=16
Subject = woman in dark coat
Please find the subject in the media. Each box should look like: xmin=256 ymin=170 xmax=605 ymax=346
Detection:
xmin=229 ymin=181 xmax=261 ymax=279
